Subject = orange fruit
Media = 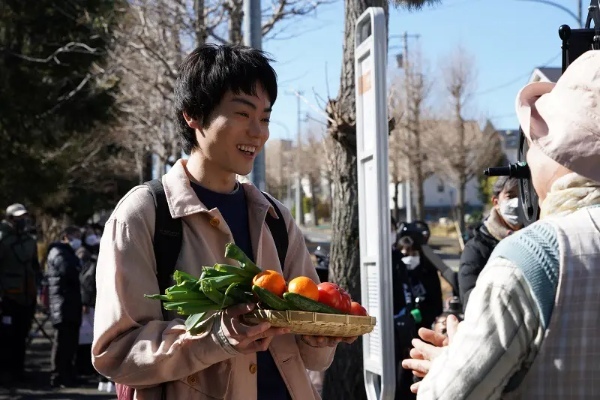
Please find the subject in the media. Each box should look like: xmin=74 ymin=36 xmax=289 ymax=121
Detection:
xmin=287 ymin=276 xmax=319 ymax=301
xmin=252 ymin=270 xmax=287 ymax=297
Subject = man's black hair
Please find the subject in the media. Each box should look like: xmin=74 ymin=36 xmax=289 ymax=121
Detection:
xmin=174 ymin=44 xmax=278 ymax=154
xmin=492 ymin=176 xmax=519 ymax=198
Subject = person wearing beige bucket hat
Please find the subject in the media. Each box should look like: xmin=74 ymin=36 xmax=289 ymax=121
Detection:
xmin=402 ymin=50 xmax=600 ymax=399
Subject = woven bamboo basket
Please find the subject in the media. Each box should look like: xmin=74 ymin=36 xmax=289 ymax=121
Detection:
xmin=243 ymin=310 xmax=376 ymax=337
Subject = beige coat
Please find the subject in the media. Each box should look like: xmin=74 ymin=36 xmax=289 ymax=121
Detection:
xmin=92 ymin=160 xmax=335 ymax=399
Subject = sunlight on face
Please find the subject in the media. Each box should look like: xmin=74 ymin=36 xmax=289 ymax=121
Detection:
xmin=195 ymin=83 xmax=272 ymax=178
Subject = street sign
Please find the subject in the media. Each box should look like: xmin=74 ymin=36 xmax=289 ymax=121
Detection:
xmin=355 ymin=7 xmax=395 ymax=400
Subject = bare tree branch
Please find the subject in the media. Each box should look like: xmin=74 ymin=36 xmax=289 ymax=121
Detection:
xmin=4 ymin=42 xmax=99 ymax=64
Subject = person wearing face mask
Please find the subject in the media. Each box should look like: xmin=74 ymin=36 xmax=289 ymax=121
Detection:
xmin=46 ymin=225 xmax=83 ymax=388
xmin=458 ymin=176 xmax=523 ymax=310
xmin=0 ymin=203 xmax=40 ymax=385
xmin=391 ymin=234 xmax=443 ymax=400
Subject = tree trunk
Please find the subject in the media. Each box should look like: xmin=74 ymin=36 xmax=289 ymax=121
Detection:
xmin=457 ymin=176 xmax=466 ymax=235
xmin=413 ymin=100 xmax=425 ymax=220
xmin=193 ymin=0 xmax=208 ymax=45
xmin=393 ymin=180 xmax=400 ymax=222
xmin=143 ymin=151 xmax=153 ymax=183
xmin=322 ymin=137 xmax=365 ymax=400
xmin=228 ymin=0 xmax=243 ymax=45
xmin=322 ymin=0 xmax=387 ymax=398
xmin=415 ymin=161 xmax=425 ymax=220
xmin=309 ymin=175 xmax=319 ymax=226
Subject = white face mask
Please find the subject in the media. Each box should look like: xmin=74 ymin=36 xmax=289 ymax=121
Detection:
xmin=402 ymin=255 xmax=421 ymax=271
xmin=85 ymin=234 xmax=100 ymax=246
xmin=499 ymin=197 xmax=520 ymax=227
xmin=69 ymin=238 xmax=82 ymax=251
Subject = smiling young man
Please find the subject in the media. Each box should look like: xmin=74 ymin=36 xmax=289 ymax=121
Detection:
xmin=92 ymin=44 xmax=349 ymax=400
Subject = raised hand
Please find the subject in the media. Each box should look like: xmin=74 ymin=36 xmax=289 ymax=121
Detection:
xmin=401 ymin=314 xmax=460 ymax=393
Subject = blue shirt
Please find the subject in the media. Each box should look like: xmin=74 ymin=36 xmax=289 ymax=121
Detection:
xmin=191 ymin=182 xmax=290 ymax=400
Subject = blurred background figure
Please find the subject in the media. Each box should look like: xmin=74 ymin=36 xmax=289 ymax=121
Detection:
xmin=0 ymin=203 xmax=40 ymax=385
xmin=47 ymin=226 xmax=83 ymax=388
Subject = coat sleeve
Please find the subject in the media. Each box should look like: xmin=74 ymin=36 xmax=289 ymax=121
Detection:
xmin=457 ymin=240 xmax=486 ymax=309
xmin=92 ymin=187 xmax=235 ymax=388
xmin=274 ymin=199 xmax=336 ymax=372
xmin=416 ymin=258 xmax=544 ymax=400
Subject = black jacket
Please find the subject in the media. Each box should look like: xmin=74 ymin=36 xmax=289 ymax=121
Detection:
xmin=391 ymin=248 xmax=443 ymax=330
xmin=76 ymin=247 xmax=97 ymax=307
xmin=458 ymin=223 xmax=499 ymax=310
xmin=47 ymin=242 xmax=82 ymax=325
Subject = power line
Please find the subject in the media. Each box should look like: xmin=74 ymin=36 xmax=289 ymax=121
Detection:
xmin=474 ymin=52 xmax=561 ymax=96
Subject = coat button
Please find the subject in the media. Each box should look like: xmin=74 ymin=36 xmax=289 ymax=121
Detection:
xmin=187 ymin=375 xmax=197 ymax=385
xmin=209 ymin=217 xmax=220 ymax=227
xmin=249 ymin=363 xmax=257 ymax=374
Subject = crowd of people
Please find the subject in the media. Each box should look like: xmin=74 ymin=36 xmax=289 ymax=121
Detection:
xmin=0 ymin=207 xmax=114 ymax=391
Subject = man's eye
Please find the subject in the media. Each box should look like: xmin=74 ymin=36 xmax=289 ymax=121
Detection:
xmin=261 ymin=118 xmax=270 ymax=123
xmin=236 ymin=112 xmax=249 ymax=118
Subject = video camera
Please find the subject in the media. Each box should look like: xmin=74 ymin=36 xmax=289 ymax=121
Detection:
xmin=484 ymin=0 xmax=600 ymax=226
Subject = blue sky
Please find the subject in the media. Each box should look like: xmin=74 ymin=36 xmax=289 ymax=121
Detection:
xmin=262 ymin=0 xmax=583 ymax=141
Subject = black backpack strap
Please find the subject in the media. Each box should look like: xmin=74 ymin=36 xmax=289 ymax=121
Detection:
xmin=145 ymin=179 xmax=183 ymax=320
xmin=262 ymin=192 xmax=289 ymax=271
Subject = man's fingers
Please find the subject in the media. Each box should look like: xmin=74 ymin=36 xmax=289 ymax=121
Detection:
xmin=412 ymin=370 xmax=426 ymax=378
xmin=418 ymin=327 xmax=446 ymax=347
xmin=225 ymin=303 xmax=255 ymax=317
xmin=409 ymin=348 xmax=424 ymax=360
xmin=401 ymin=358 xmax=431 ymax=375
xmin=240 ymin=321 xmax=273 ymax=338
xmin=411 ymin=338 xmax=440 ymax=361
xmin=342 ymin=336 xmax=358 ymax=344
xmin=410 ymin=381 xmax=420 ymax=393
xmin=446 ymin=314 xmax=460 ymax=341
xmin=242 ymin=327 xmax=288 ymax=344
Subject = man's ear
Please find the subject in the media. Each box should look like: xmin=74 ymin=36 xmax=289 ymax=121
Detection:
xmin=183 ymin=112 xmax=201 ymax=130
xmin=492 ymin=196 xmax=499 ymax=207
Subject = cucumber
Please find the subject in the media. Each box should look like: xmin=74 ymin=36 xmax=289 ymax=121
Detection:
xmin=252 ymin=285 xmax=290 ymax=311
xmin=226 ymin=283 xmax=255 ymax=303
xmin=283 ymin=292 xmax=342 ymax=314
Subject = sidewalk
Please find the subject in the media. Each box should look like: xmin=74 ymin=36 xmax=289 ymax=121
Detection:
xmin=0 ymin=315 xmax=116 ymax=400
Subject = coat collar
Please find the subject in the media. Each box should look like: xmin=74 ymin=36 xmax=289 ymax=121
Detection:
xmin=162 ymin=159 xmax=278 ymax=219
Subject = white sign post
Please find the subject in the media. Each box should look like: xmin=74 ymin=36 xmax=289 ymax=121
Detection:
xmin=355 ymin=7 xmax=395 ymax=400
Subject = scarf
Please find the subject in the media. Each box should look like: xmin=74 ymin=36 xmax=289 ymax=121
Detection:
xmin=540 ymin=173 xmax=600 ymax=218
xmin=484 ymin=207 xmax=514 ymax=241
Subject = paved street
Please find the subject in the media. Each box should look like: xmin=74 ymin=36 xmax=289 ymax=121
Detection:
xmin=0 ymin=318 xmax=116 ymax=400
xmin=301 ymin=225 xmax=462 ymax=272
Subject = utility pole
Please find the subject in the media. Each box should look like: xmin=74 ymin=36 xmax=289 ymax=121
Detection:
xmin=244 ymin=0 xmax=265 ymax=190
xmin=295 ymin=91 xmax=305 ymax=225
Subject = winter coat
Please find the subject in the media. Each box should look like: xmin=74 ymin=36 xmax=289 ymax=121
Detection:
xmin=47 ymin=242 xmax=82 ymax=325
xmin=458 ymin=223 xmax=499 ymax=310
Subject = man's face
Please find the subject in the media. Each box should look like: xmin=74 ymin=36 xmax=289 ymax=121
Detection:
xmin=9 ymin=214 xmax=29 ymax=232
xmin=189 ymin=84 xmax=272 ymax=177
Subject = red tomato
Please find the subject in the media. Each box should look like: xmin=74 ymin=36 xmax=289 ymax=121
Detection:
xmin=338 ymin=289 xmax=352 ymax=314
xmin=317 ymin=282 xmax=342 ymax=310
xmin=350 ymin=301 xmax=368 ymax=316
